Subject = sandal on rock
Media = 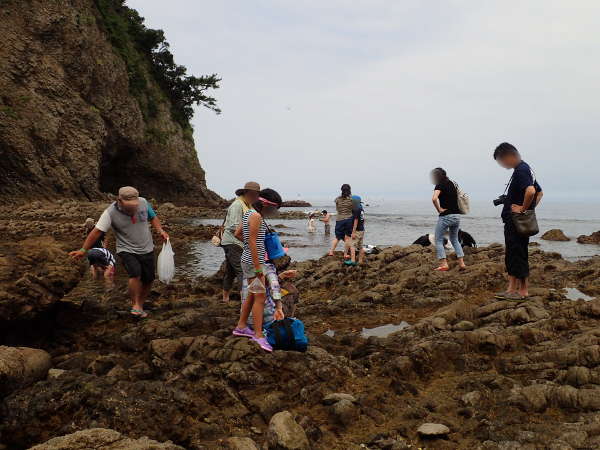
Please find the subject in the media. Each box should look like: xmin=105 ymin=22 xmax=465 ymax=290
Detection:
xmin=504 ymin=292 xmax=526 ymax=302
xmin=434 ymin=266 xmax=450 ymax=272
xmin=130 ymin=308 xmax=148 ymax=318
xmin=494 ymin=291 xmax=511 ymax=299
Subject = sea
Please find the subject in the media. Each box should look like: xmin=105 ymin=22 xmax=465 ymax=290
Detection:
xmin=182 ymin=200 xmax=600 ymax=277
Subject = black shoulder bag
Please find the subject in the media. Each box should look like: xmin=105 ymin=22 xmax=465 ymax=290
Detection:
xmin=507 ymin=171 xmax=540 ymax=237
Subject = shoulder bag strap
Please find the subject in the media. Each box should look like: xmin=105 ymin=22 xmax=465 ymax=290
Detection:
xmin=273 ymin=321 xmax=284 ymax=348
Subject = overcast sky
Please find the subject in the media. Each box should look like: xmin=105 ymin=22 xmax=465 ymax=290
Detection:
xmin=127 ymin=0 xmax=599 ymax=202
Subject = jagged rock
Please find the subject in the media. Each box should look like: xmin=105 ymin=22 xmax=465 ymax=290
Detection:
xmin=28 ymin=428 xmax=184 ymax=449
xmin=224 ymin=437 xmax=260 ymax=450
xmin=461 ymin=391 xmax=482 ymax=407
xmin=417 ymin=423 xmax=450 ymax=437
xmin=267 ymin=411 xmax=310 ymax=450
xmin=330 ymin=399 xmax=359 ymax=426
xmin=541 ymin=229 xmax=570 ymax=241
xmin=322 ymin=393 xmax=357 ymax=405
xmin=577 ymin=231 xmax=600 ymax=245
xmin=0 ymin=237 xmax=83 ymax=321
xmin=454 ymin=320 xmax=475 ymax=331
xmin=0 ymin=346 xmax=51 ymax=395
xmin=47 ymin=369 xmax=66 ymax=380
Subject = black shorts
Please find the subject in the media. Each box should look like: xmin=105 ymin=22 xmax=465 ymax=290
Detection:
xmin=335 ymin=218 xmax=353 ymax=240
xmin=118 ymin=251 xmax=156 ymax=284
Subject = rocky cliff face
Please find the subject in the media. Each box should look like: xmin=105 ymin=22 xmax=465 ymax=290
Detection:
xmin=0 ymin=0 xmax=221 ymax=205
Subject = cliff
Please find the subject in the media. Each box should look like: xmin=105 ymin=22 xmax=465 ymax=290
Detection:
xmin=0 ymin=0 xmax=222 ymax=205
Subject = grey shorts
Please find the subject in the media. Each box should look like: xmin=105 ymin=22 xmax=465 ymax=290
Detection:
xmin=241 ymin=262 xmax=266 ymax=279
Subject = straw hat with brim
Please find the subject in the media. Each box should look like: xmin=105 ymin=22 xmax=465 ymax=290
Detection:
xmin=118 ymin=186 xmax=140 ymax=208
xmin=235 ymin=181 xmax=260 ymax=197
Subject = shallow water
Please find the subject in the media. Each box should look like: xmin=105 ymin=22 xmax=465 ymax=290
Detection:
xmin=182 ymin=199 xmax=600 ymax=277
xmin=361 ymin=322 xmax=410 ymax=338
xmin=564 ymin=287 xmax=595 ymax=301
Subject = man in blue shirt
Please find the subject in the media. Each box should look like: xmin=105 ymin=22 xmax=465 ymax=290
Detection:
xmin=493 ymin=143 xmax=543 ymax=300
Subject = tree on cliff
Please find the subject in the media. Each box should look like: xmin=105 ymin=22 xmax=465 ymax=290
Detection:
xmin=95 ymin=0 xmax=220 ymax=127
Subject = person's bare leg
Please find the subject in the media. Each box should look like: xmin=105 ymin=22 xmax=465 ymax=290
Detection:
xmin=252 ymin=292 xmax=266 ymax=338
xmin=438 ymin=258 xmax=449 ymax=269
xmin=343 ymin=236 xmax=351 ymax=258
xmin=237 ymin=291 xmax=254 ymax=329
xmin=140 ymin=282 xmax=152 ymax=310
xmin=350 ymin=244 xmax=356 ymax=263
xmin=518 ymin=278 xmax=529 ymax=297
xmin=328 ymin=238 xmax=339 ymax=256
xmin=103 ymin=268 xmax=115 ymax=288
xmin=358 ymin=248 xmax=365 ymax=265
xmin=458 ymin=257 xmax=466 ymax=269
xmin=506 ymin=275 xmax=518 ymax=293
xmin=128 ymin=277 xmax=143 ymax=310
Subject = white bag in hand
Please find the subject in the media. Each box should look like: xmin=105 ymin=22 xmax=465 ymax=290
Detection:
xmin=157 ymin=239 xmax=175 ymax=284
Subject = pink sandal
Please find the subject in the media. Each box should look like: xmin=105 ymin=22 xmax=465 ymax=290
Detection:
xmin=434 ymin=266 xmax=450 ymax=272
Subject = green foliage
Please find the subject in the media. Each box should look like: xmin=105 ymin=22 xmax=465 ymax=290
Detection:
xmin=0 ymin=105 xmax=18 ymax=119
xmin=146 ymin=127 xmax=170 ymax=146
xmin=93 ymin=0 xmax=220 ymax=127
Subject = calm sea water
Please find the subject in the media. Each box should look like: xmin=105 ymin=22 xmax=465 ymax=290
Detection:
xmin=182 ymin=200 xmax=600 ymax=276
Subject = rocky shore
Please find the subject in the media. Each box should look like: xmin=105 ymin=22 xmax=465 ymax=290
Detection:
xmin=2 ymin=202 xmax=600 ymax=449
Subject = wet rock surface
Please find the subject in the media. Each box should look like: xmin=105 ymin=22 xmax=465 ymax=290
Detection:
xmin=2 ymin=204 xmax=600 ymax=448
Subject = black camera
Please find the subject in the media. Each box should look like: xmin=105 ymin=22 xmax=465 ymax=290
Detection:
xmin=493 ymin=194 xmax=507 ymax=207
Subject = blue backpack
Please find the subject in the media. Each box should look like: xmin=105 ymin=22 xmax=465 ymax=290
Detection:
xmin=266 ymin=318 xmax=309 ymax=352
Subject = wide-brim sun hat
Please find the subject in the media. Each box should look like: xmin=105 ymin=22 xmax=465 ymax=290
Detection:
xmin=235 ymin=181 xmax=260 ymax=197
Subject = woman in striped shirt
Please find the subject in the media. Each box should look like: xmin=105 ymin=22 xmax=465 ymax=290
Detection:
xmin=232 ymin=188 xmax=283 ymax=352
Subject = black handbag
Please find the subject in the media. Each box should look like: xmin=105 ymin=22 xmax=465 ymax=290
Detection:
xmin=505 ymin=170 xmax=540 ymax=237
xmin=511 ymin=209 xmax=539 ymax=236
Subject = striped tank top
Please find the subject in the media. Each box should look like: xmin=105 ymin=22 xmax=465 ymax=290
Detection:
xmin=241 ymin=210 xmax=267 ymax=265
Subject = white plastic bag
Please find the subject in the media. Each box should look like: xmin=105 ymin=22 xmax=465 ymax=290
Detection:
xmin=157 ymin=239 xmax=175 ymax=284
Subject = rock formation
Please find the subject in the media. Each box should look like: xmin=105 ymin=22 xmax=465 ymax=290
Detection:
xmin=281 ymin=201 xmax=313 ymax=207
xmin=578 ymin=231 xmax=600 ymax=245
xmin=29 ymin=428 xmax=184 ymax=450
xmin=0 ymin=0 xmax=221 ymax=205
xmin=541 ymin=229 xmax=570 ymax=241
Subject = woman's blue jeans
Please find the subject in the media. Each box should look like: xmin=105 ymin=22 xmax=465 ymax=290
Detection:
xmin=435 ymin=214 xmax=464 ymax=260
